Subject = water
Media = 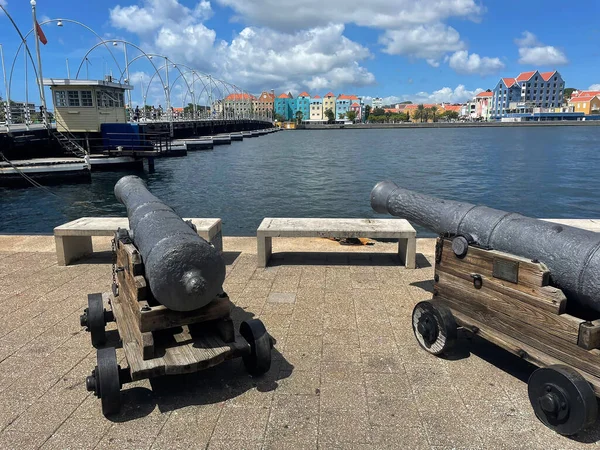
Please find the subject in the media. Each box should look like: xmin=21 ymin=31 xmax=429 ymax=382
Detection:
xmin=2 ymin=127 xmax=600 ymax=236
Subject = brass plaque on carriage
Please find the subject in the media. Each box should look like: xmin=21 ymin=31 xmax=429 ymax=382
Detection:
xmin=492 ymin=258 xmax=519 ymax=283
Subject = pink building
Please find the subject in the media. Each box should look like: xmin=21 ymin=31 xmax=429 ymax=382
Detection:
xmin=474 ymin=91 xmax=493 ymax=120
xmin=349 ymin=102 xmax=362 ymax=121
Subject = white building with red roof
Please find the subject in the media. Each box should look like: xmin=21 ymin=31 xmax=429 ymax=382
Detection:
xmin=491 ymin=70 xmax=564 ymax=119
xmin=474 ymin=91 xmax=493 ymax=120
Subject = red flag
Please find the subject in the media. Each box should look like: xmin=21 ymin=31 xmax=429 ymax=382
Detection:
xmin=35 ymin=21 xmax=47 ymax=45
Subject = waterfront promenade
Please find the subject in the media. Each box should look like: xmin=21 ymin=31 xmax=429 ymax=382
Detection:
xmin=0 ymin=234 xmax=597 ymax=449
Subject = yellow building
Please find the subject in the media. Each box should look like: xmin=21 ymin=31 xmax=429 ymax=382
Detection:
xmin=323 ymin=92 xmax=336 ymax=118
xmin=568 ymin=93 xmax=600 ymax=115
xmin=44 ymin=77 xmax=133 ymax=133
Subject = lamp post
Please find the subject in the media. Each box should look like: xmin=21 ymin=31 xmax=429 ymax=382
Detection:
xmin=113 ymin=41 xmax=132 ymax=109
xmin=30 ymin=0 xmax=48 ymax=129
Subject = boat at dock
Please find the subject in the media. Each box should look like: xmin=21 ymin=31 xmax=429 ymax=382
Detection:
xmin=0 ymin=157 xmax=91 ymax=187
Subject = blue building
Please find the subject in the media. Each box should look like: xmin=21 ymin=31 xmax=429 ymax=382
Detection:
xmin=491 ymin=70 xmax=565 ymax=119
xmin=275 ymin=92 xmax=294 ymax=121
xmin=295 ymin=92 xmax=311 ymax=121
xmin=335 ymin=94 xmax=359 ymax=119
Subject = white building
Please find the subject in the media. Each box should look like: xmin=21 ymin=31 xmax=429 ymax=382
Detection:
xmin=372 ymin=97 xmax=383 ymax=109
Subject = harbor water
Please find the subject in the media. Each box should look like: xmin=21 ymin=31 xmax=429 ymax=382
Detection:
xmin=1 ymin=127 xmax=600 ymax=235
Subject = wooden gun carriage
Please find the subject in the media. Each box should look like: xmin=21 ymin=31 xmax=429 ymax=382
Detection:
xmin=80 ymin=229 xmax=272 ymax=416
xmin=412 ymin=237 xmax=600 ymax=435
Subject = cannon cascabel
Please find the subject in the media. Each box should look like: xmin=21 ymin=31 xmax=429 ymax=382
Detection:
xmin=370 ymin=180 xmax=600 ymax=313
xmin=114 ymin=175 xmax=226 ymax=311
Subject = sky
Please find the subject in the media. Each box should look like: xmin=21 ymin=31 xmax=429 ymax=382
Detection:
xmin=1 ymin=0 xmax=599 ymax=107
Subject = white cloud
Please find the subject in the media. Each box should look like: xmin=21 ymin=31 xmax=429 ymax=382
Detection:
xmin=589 ymin=84 xmax=600 ymax=90
xmin=514 ymin=31 xmax=540 ymax=48
xmin=0 ymin=0 xmax=7 ymax=7
xmin=515 ymin=31 xmax=568 ymax=66
xmin=447 ymin=50 xmax=505 ymax=76
xmin=408 ymin=85 xmax=483 ymax=104
xmin=110 ymin=0 xmax=375 ymax=94
xmin=379 ymin=24 xmax=465 ymax=62
xmin=215 ymin=0 xmax=482 ymax=31
xmin=109 ymin=0 xmax=212 ymax=34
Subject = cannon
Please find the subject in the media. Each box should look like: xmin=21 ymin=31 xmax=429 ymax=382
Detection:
xmin=80 ymin=176 xmax=272 ymax=417
xmin=371 ymin=180 xmax=600 ymax=313
xmin=371 ymin=181 xmax=600 ymax=436
xmin=114 ymin=175 xmax=226 ymax=312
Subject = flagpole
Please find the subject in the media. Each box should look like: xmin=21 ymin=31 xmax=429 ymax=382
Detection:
xmin=31 ymin=0 xmax=48 ymax=129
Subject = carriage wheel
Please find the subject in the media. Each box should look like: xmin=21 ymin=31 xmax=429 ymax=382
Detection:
xmin=412 ymin=301 xmax=457 ymax=355
xmin=528 ymin=365 xmax=597 ymax=435
xmin=86 ymin=347 xmax=122 ymax=416
xmin=240 ymin=319 xmax=272 ymax=376
xmin=81 ymin=293 xmax=109 ymax=347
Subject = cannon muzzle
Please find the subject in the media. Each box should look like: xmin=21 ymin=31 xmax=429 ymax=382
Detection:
xmin=371 ymin=181 xmax=600 ymax=313
xmin=115 ymin=175 xmax=226 ymax=312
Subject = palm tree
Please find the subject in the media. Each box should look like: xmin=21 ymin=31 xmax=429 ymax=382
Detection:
xmin=429 ymin=106 xmax=438 ymax=122
xmin=417 ymin=104 xmax=425 ymax=123
xmin=295 ymin=110 xmax=303 ymax=125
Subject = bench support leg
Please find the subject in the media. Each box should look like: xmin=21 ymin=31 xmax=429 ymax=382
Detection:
xmin=257 ymin=235 xmax=272 ymax=268
xmin=55 ymin=235 xmax=94 ymax=266
xmin=398 ymin=237 xmax=416 ymax=269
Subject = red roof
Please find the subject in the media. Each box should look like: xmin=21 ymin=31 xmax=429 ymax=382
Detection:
xmin=569 ymin=95 xmax=599 ymax=103
xmin=324 ymin=92 xmax=335 ymax=97
xmin=338 ymin=94 xmax=359 ymax=100
xmin=516 ymin=71 xmax=536 ymax=82
xmin=502 ymin=78 xmax=517 ymax=88
xmin=297 ymin=91 xmax=310 ymax=97
xmin=383 ymin=108 xmax=400 ymax=113
xmin=443 ymin=105 xmax=462 ymax=112
xmin=278 ymin=93 xmax=290 ymax=99
xmin=312 ymin=95 xmax=321 ymax=99
xmin=225 ymin=93 xmax=256 ymax=101
xmin=476 ymin=91 xmax=493 ymax=98
xmin=572 ymin=90 xmax=600 ymax=99
xmin=404 ymin=104 xmax=439 ymax=110
xmin=541 ymin=71 xmax=556 ymax=81
xmin=258 ymin=92 xmax=275 ymax=101
xmin=351 ymin=102 xmax=360 ymax=107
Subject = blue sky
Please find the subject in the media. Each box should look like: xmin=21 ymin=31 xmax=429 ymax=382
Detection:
xmin=1 ymin=0 xmax=599 ymax=107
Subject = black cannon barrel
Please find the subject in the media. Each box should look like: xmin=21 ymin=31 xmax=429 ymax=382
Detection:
xmin=371 ymin=180 xmax=600 ymax=313
xmin=114 ymin=175 xmax=226 ymax=311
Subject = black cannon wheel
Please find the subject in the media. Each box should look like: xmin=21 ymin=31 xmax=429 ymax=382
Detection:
xmin=87 ymin=293 xmax=107 ymax=347
xmin=86 ymin=347 xmax=122 ymax=416
xmin=528 ymin=365 xmax=597 ymax=435
xmin=412 ymin=301 xmax=457 ymax=356
xmin=240 ymin=319 xmax=272 ymax=376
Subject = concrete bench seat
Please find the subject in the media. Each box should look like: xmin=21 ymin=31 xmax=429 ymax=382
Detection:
xmin=54 ymin=217 xmax=222 ymax=266
xmin=257 ymin=218 xmax=416 ymax=268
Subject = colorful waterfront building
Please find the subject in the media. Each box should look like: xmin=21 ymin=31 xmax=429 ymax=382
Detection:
xmin=224 ymin=92 xmax=256 ymax=118
xmin=323 ymin=92 xmax=336 ymax=119
xmin=372 ymin=97 xmax=383 ymax=109
xmin=254 ymin=91 xmax=275 ymax=119
xmin=474 ymin=91 xmax=493 ymax=120
xmin=490 ymin=70 xmax=564 ymax=119
xmin=310 ymin=95 xmax=323 ymax=121
xmin=275 ymin=92 xmax=294 ymax=121
xmin=295 ymin=92 xmax=311 ymax=121
xmin=349 ymin=102 xmax=362 ymax=122
xmin=568 ymin=93 xmax=600 ymax=115
xmin=336 ymin=94 xmax=359 ymax=119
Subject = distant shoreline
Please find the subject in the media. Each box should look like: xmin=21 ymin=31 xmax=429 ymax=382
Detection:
xmin=296 ymin=121 xmax=600 ymax=130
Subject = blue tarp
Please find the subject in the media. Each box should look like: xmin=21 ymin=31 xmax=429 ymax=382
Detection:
xmin=101 ymin=123 xmax=142 ymax=150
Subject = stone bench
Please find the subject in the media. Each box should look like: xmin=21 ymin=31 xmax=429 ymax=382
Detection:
xmin=54 ymin=217 xmax=222 ymax=266
xmin=257 ymin=218 xmax=416 ymax=268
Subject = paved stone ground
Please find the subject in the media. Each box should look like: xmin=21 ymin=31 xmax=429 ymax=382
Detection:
xmin=0 ymin=235 xmax=599 ymax=449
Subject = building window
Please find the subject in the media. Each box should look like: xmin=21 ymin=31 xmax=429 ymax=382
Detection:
xmin=68 ymin=91 xmax=80 ymax=107
xmin=54 ymin=90 xmax=67 ymax=107
xmin=80 ymin=91 xmax=93 ymax=107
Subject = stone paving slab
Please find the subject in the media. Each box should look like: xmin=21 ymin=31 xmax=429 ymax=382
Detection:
xmin=0 ymin=235 xmax=599 ymax=449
